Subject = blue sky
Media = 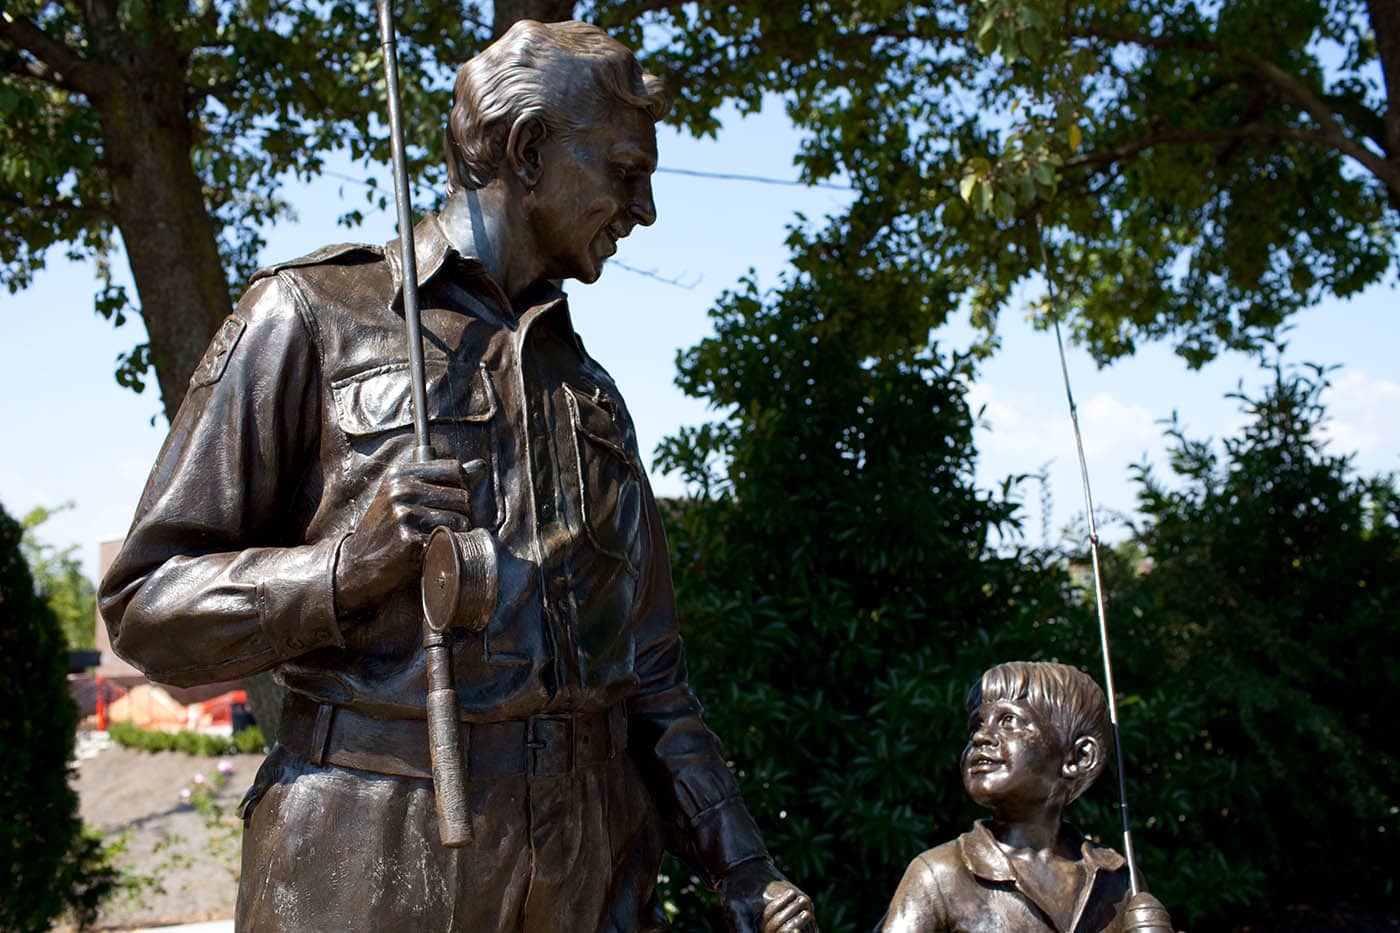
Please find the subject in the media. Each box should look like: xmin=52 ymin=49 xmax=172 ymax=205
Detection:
xmin=3 ymin=101 xmax=1397 ymax=579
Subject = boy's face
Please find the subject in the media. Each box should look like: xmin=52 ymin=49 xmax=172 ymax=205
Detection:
xmin=962 ymin=697 xmax=1070 ymax=813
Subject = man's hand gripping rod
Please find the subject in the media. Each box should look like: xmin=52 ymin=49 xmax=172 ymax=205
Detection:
xmin=376 ymin=0 xmax=495 ymax=848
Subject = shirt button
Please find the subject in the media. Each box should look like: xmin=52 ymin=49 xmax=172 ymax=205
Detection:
xmin=540 ymin=502 xmax=554 ymax=519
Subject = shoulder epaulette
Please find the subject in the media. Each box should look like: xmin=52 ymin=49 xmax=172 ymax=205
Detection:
xmin=251 ymin=243 xmax=383 ymax=283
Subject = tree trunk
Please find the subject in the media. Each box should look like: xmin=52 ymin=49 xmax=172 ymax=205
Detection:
xmin=90 ymin=40 xmax=230 ymax=418
xmin=1367 ymin=0 xmax=1400 ymax=202
xmin=492 ymin=0 xmax=577 ymax=37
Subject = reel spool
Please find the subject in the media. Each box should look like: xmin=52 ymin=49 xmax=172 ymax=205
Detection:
xmin=422 ymin=526 xmax=499 ymax=635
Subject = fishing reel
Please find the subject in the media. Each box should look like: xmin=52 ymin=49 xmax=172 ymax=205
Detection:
xmin=421 ymin=526 xmax=499 ymax=635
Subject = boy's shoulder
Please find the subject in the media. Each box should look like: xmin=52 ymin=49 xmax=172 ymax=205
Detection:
xmin=902 ymin=837 xmax=971 ymax=888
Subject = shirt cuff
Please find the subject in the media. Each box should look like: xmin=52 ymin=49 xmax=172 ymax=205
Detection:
xmin=255 ymin=537 xmax=346 ymax=659
xmin=685 ymin=796 xmax=771 ymax=888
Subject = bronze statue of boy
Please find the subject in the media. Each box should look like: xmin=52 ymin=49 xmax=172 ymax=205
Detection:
xmin=100 ymin=19 xmax=815 ymax=933
xmin=877 ymin=661 xmax=1173 ymax=932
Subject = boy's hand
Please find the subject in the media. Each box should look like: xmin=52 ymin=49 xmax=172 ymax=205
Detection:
xmin=719 ymin=859 xmax=818 ymax=933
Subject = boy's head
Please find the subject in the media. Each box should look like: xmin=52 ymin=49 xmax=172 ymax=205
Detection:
xmin=961 ymin=661 xmax=1113 ymax=811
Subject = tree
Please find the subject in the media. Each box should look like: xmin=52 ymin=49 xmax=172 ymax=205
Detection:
xmin=20 ymin=502 xmax=97 ymax=651
xmin=6 ymin=0 xmax=1397 ymax=417
xmin=0 ymin=0 xmax=484 ymax=414
xmin=1045 ymin=364 xmax=1400 ymax=926
xmin=0 ymin=501 xmax=119 ymax=930
xmin=651 ymin=257 xmax=1086 ymax=927
xmin=596 ymin=0 xmax=1399 ymax=367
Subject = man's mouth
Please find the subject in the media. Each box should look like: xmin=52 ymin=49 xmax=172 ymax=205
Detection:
xmin=600 ymin=221 xmax=630 ymax=257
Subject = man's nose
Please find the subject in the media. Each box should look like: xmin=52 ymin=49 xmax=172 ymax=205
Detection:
xmin=629 ymin=177 xmax=657 ymax=226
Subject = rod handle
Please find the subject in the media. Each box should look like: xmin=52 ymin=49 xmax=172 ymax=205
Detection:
xmin=425 ymin=645 xmax=471 ymax=847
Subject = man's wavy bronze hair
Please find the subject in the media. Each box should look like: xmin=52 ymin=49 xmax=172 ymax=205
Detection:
xmin=445 ymin=19 xmax=670 ymax=194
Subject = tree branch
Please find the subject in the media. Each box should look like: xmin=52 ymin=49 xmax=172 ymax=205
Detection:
xmin=0 ymin=189 xmax=110 ymax=221
xmin=1071 ymin=23 xmax=1400 ymax=197
xmin=1064 ymin=123 xmax=1350 ymax=172
xmin=0 ymin=10 xmax=102 ymax=92
xmin=1233 ymin=50 xmax=1400 ymax=194
xmin=4 ymin=54 xmax=82 ymax=91
xmin=1365 ymin=0 xmax=1400 ymax=160
xmin=595 ymin=0 xmax=715 ymax=29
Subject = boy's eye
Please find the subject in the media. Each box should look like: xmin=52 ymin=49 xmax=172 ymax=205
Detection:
xmin=999 ymin=713 xmax=1019 ymax=729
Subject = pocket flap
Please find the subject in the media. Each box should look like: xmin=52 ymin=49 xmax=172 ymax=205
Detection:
xmin=564 ymin=384 xmax=636 ymax=468
xmin=333 ymin=362 xmax=495 ymax=437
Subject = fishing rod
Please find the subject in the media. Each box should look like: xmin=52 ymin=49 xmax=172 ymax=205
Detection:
xmin=374 ymin=0 xmax=471 ymax=848
xmin=1033 ymin=211 xmax=1142 ymax=896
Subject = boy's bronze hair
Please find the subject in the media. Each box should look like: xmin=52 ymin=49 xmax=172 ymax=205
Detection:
xmin=967 ymin=660 xmax=1113 ymax=803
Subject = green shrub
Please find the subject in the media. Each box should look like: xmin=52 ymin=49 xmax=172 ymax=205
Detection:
xmin=0 ymin=503 xmax=119 ymax=931
xmin=1055 ymin=366 xmax=1400 ymax=925
xmin=108 ymin=721 xmax=266 ymax=757
xmin=233 ymin=724 xmax=267 ymax=754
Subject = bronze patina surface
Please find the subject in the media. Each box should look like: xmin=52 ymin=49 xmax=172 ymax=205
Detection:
xmin=876 ymin=662 xmax=1172 ymax=933
xmin=100 ymin=19 xmax=815 ymax=933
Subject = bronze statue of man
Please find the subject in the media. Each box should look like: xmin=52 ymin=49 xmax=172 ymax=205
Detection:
xmin=99 ymin=20 xmax=816 ymax=932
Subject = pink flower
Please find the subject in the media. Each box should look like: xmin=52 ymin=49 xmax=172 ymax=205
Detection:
xmin=179 ymin=788 xmax=192 ymax=803
xmin=217 ymin=759 xmax=234 ymax=776
xmin=192 ymin=773 xmax=206 ymax=785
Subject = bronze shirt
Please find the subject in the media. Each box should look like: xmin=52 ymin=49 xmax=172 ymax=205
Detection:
xmin=99 ymin=213 xmax=766 ymax=883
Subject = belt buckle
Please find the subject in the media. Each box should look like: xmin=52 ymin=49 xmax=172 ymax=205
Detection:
xmin=526 ymin=715 xmax=573 ymax=778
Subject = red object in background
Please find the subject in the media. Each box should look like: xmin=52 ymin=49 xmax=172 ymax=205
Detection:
xmin=192 ymin=688 xmax=251 ymax=728
xmin=95 ymin=674 xmax=107 ymax=731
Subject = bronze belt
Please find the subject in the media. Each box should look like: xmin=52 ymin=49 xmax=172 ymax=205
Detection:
xmin=281 ymin=693 xmax=626 ymax=781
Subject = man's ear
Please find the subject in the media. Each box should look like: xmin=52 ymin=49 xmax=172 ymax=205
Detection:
xmin=1062 ymin=736 xmax=1100 ymax=780
xmin=506 ymin=115 xmax=548 ymax=190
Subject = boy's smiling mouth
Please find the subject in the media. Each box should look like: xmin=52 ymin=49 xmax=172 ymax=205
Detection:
xmin=966 ymin=753 xmax=1004 ymax=773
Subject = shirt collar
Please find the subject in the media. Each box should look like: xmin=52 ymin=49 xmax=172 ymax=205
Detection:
xmin=385 ymin=211 xmax=523 ymax=318
xmin=384 ymin=211 xmax=586 ymax=356
xmin=960 ymin=820 xmax=1127 ymax=932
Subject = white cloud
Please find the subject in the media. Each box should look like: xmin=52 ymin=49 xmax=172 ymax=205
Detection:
xmin=1320 ymin=371 xmax=1400 ymax=471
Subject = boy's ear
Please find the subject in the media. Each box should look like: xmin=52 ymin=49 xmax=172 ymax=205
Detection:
xmin=1062 ymin=736 xmax=1100 ymax=780
xmin=506 ymin=115 xmax=548 ymax=190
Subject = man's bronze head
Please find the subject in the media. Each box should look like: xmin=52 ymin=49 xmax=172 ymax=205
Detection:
xmin=445 ymin=20 xmax=670 ymax=194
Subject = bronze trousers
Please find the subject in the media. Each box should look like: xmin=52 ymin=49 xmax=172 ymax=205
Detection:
xmin=236 ymin=747 xmax=669 ymax=931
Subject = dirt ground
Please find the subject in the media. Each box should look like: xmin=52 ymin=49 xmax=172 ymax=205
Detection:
xmin=70 ymin=735 xmax=265 ymax=931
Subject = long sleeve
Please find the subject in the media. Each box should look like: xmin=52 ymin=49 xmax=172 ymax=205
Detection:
xmin=98 ymin=275 xmax=345 ymax=687
xmin=625 ymin=479 xmax=770 ymax=887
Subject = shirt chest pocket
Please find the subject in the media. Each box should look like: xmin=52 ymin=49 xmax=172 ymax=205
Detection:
xmin=564 ymin=383 xmax=644 ymax=578
xmin=332 ymin=361 xmax=503 ymax=531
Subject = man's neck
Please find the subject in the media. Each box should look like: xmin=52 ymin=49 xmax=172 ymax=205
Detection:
xmin=438 ymin=186 xmax=542 ymax=306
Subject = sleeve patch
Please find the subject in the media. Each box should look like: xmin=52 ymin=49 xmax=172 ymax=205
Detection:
xmin=189 ymin=315 xmax=248 ymax=389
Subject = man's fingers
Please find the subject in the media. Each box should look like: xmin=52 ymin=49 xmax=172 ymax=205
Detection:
xmin=401 ymin=506 xmax=473 ymax=536
xmin=394 ymin=458 xmax=468 ymax=487
xmin=761 ymin=888 xmax=800 ymax=921
xmin=393 ymin=479 xmax=472 ymax=516
xmin=772 ymin=910 xmax=813 ymax=933
xmin=762 ymin=892 xmax=815 ymax=933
